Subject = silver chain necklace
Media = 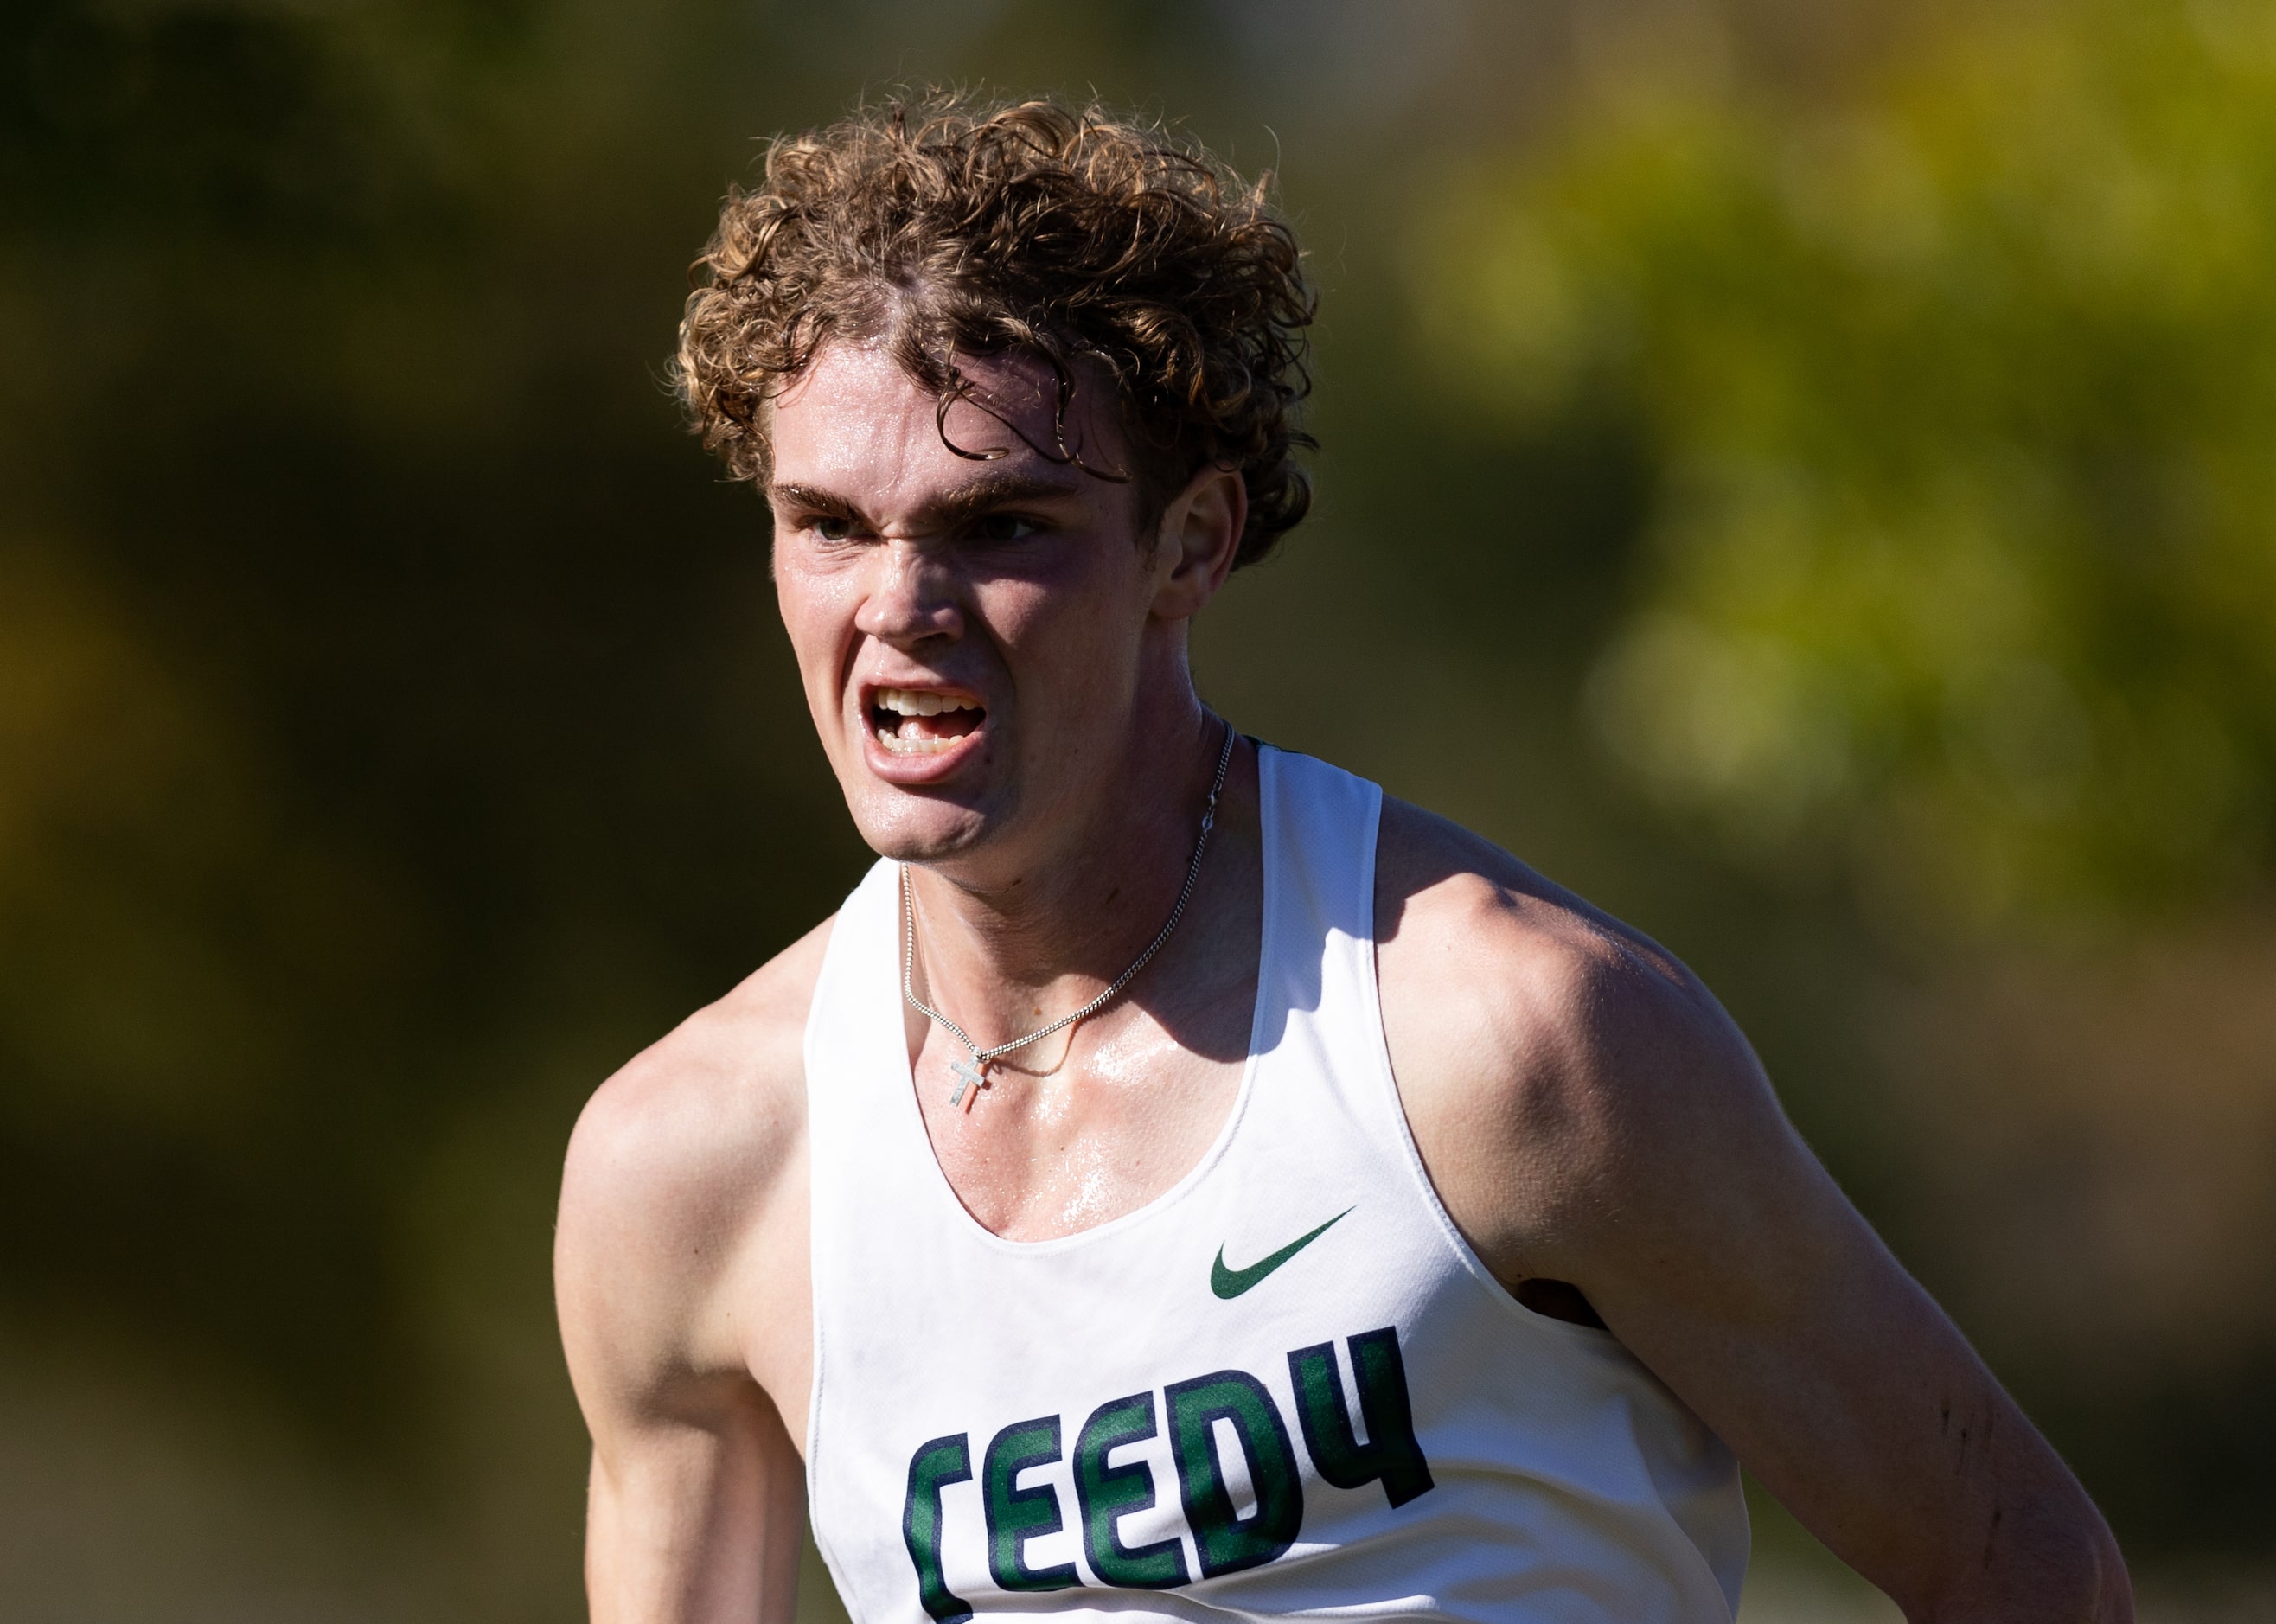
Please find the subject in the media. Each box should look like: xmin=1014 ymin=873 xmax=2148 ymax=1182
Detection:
xmin=902 ymin=719 xmax=1237 ymax=1111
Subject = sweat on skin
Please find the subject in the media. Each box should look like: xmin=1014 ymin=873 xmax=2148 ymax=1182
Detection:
xmin=554 ymin=336 xmax=2132 ymax=1624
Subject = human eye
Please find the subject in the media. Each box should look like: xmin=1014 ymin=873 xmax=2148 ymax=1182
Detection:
xmin=970 ymin=511 xmax=1040 ymax=544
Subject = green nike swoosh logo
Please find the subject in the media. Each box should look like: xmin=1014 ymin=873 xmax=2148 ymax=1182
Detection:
xmin=1210 ymin=1207 xmax=1354 ymax=1300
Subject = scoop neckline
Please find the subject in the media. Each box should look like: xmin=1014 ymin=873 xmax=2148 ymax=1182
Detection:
xmin=888 ymin=745 xmax=1278 ymax=1257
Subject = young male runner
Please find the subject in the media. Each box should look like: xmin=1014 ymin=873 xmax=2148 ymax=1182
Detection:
xmin=555 ymin=95 xmax=2131 ymax=1623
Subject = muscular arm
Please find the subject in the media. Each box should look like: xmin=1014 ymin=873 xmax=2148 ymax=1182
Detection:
xmin=555 ymin=924 xmax=828 ymax=1623
xmin=1375 ymin=802 xmax=2130 ymax=1624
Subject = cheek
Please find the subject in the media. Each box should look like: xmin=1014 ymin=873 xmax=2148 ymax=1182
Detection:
xmin=775 ymin=554 xmax=867 ymax=699
xmin=969 ymin=577 xmax=1052 ymax=644
xmin=981 ymin=565 xmax=1145 ymax=682
xmin=775 ymin=549 xmax=859 ymax=641
xmin=975 ymin=580 xmax=1098 ymax=681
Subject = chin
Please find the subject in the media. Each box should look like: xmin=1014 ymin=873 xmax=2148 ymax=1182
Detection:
xmin=843 ymin=783 xmax=996 ymax=866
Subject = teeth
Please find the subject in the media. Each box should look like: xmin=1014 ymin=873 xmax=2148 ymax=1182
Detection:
xmin=875 ymin=687 xmax=977 ymax=718
xmin=875 ymin=727 xmax=962 ymax=756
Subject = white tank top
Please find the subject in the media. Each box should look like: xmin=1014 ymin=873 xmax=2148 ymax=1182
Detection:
xmin=804 ymin=746 xmax=1748 ymax=1624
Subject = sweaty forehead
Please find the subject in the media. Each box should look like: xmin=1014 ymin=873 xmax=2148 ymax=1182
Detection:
xmin=769 ymin=342 xmax=1133 ymax=515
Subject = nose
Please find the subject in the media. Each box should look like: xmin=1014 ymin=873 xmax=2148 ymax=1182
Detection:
xmin=853 ymin=537 xmax=964 ymax=649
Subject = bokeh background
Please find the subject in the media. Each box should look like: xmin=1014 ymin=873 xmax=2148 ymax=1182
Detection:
xmin=3 ymin=0 xmax=2273 ymax=1618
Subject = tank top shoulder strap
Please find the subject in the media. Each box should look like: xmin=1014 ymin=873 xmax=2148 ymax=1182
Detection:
xmin=804 ymin=856 xmax=909 ymax=1142
xmin=1251 ymin=745 xmax=1409 ymax=1142
xmin=1257 ymin=741 xmax=1384 ymax=971
xmin=802 ymin=856 xmax=949 ymax=1435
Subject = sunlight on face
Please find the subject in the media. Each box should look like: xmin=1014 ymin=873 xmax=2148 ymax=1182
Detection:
xmin=768 ymin=342 xmax=1163 ymax=869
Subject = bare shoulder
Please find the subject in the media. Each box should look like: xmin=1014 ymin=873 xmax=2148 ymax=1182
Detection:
xmin=555 ymin=916 xmax=834 ymax=1420
xmin=1377 ymin=802 xmax=2131 ymax=1618
xmin=1373 ymin=796 xmax=1798 ymax=1289
xmin=561 ymin=915 xmax=831 ymax=1242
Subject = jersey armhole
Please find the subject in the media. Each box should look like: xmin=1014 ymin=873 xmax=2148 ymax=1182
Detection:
xmin=1359 ymin=797 xmax=1624 ymax=1348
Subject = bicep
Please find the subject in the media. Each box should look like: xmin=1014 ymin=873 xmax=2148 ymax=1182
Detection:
xmin=1570 ymin=1041 xmax=2117 ymax=1619
xmin=1589 ymin=1138 xmax=1992 ymax=1592
xmin=584 ymin=1384 xmax=805 ymax=1624
xmin=553 ymin=1071 xmax=812 ymax=1624
xmin=560 ymin=1221 xmax=807 ymax=1624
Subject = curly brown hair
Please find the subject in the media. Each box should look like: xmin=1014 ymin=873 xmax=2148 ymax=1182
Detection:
xmin=673 ymin=90 xmax=1315 ymax=568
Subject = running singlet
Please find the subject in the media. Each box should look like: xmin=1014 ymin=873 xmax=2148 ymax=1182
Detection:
xmin=803 ymin=746 xmax=1749 ymax=1624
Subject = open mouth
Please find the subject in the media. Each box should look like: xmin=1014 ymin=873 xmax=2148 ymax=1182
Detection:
xmin=867 ymin=686 xmax=986 ymax=757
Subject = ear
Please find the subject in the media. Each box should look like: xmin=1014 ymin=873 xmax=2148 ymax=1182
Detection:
xmin=1148 ymin=463 xmax=1247 ymax=622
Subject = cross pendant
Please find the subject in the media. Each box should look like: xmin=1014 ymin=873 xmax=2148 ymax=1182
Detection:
xmin=949 ymin=1054 xmax=987 ymax=1109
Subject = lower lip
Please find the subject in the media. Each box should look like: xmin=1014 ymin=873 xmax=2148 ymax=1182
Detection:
xmin=859 ymin=713 xmax=989 ymax=783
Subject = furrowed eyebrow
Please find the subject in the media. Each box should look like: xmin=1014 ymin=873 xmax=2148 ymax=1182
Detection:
xmin=924 ymin=472 xmax=1086 ymax=528
xmin=766 ymin=482 xmax=856 ymax=517
xmin=765 ymin=473 xmax=1086 ymax=531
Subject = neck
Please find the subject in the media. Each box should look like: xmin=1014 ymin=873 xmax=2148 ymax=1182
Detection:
xmin=905 ymin=695 xmax=1231 ymax=1042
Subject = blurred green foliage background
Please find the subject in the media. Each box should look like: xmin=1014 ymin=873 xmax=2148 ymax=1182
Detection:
xmin=1 ymin=1 xmax=2270 ymax=1619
